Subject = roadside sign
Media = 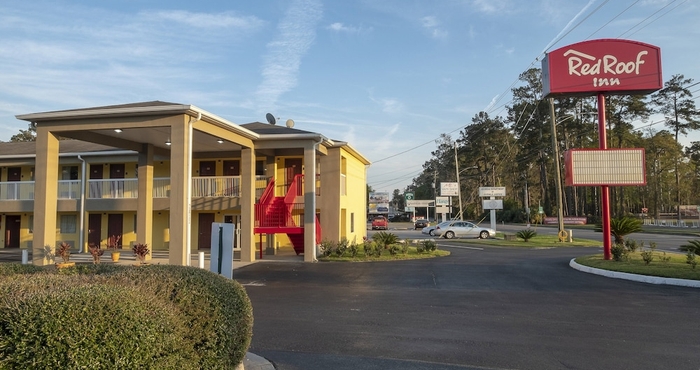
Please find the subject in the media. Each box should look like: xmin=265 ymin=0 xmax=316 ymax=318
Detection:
xmin=435 ymin=196 xmax=450 ymax=206
xmin=406 ymin=200 xmax=434 ymax=207
xmin=405 ymin=206 xmax=414 ymax=212
xmin=405 ymin=192 xmax=414 ymax=201
xmin=440 ymin=182 xmax=458 ymax=196
xmin=538 ymin=206 xmax=544 ymax=214
xmin=479 ymin=187 xmax=506 ymax=197
xmin=482 ymin=199 xmax=503 ymax=210
xmin=436 ymin=206 xmax=450 ymax=213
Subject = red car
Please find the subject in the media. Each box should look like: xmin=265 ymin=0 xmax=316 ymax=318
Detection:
xmin=371 ymin=216 xmax=388 ymax=230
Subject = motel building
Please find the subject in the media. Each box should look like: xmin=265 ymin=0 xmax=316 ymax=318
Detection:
xmin=0 ymin=101 xmax=370 ymax=265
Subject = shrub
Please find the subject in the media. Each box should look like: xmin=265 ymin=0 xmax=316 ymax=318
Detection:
xmin=362 ymin=240 xmax=373 ymax=257
xmin=389 ymin=245 xmax=401 ymax=255
xmin=400 ymin=240 xmax=409 ymax=254
xmin=319 ymin=240 xmax=335 ymax=257
xmin=348 ymin=242 xmax=359 ymax=258
xmin=0 ymin=276 xmax=194 ymax=369
xmin=516 ymin=229 xmax=537 ymax=242
xmin=609 ymin=217 xmax=642 ymax=245
xmin=640 ymin=249 xmax=655 ymax=265
xmin=0 ymin=265 xmax=253 ymax=369
xmin=104 ymin=265 xmax=253 ymax=368
xmin=57 ymin=242 xmax=71 ymax=263
xmin=132 ymin=243 xmax=150 ymax=264
xmin=421 ymin=239 xmax=437 ymax=252
xmin=679 ymin=240 xmax=700 ymax=256
xmin=624 ymin=239 xmax=639 ymax=252
xmin=611 ymin=244 xmax=628 ymax=262
xmin=686 ymin=251 xmax=697 ymax=269
xmin=371 ymin=231 xmax=399 ymax=249
xmin=335 ymin=238 xmax=349 ymax=257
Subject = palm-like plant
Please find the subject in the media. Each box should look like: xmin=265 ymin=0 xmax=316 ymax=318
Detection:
xmin=371 ymin=231 xmax=399 ymax=249
xmin=609 ymin=217 xmax=642 ymax=245
xmin=679 ymin=240 xmax=700 ymax=256
xmin=516 ymin=229 xmax=537 ymax=242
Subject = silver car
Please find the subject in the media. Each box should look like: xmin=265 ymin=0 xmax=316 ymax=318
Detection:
xmin=433 ymin=221 xmax=495 ymax=239
xmin=421 ymin=221 xmax=451 ymax=236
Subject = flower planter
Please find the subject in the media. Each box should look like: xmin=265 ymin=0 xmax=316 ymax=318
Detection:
xmin=111 ymin=251 xmax=121 ymax=262
xmin=55 ymin=262 xmax=76 ymax=269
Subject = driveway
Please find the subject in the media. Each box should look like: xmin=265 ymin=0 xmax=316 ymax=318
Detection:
xmin=235 ymin=244 xmax=700 ymax=369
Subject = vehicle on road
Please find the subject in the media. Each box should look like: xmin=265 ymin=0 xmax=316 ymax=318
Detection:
xmin=414 ymin=219 xmax=430 ymax=230
xmin=433 ymin=220 xmax=495 ymax=239
xmin=422 ymin=221 xmax=451 ymax=236
xmin=371 ymin=216 xmax=389 ymax=230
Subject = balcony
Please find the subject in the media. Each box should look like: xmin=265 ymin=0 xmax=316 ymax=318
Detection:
xmin=0 ymin=176 xmax=271 ymax=200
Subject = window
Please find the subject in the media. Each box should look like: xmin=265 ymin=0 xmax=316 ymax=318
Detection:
xmin=60 ymin=215 xmax=77 ymax=234
xmin=256 ymin=160 xmax=265 ymax=176
xmin=350 ymin=213 xmax=354 ymax=233
xmin=62 ymin=166 xmax=79 ymax=180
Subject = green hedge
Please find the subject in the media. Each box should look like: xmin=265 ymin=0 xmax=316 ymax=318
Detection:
xmin=0 ymin=264 xmax=253 ymax=369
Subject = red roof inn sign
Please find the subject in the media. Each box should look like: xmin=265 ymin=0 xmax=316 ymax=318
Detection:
xmin=542 ymin=38 xmax=662 ymax=261
xmin=542 ymin=39 xmax=662 ymax=97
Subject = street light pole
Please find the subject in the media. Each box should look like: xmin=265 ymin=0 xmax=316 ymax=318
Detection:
xmin=454 ymin=142 xmax=463 ymax=220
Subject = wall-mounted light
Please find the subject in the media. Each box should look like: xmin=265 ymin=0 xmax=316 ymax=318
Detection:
xmin=114 ymin=129 xmax=123 ymax=133
xmin=165 ymin=139 xmax=171 ymax=146
xmin=217 ymin=139 xmax=224 ymax=144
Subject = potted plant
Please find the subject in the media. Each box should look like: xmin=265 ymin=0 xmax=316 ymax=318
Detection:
xmin=88 ymin=243 xmax=104 ymax=264
xmin=106 ymin=235 xmax=122 ymax=262
xmin=56 ymin=242 xmax=75 ymax=268
xmin=132 ymin=243 xmax=150 ymax=265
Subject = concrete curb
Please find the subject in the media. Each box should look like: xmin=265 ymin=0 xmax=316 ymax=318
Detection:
xmin=569 ymin=258 xmax=700 ymax=288
xmin=238 ymin=352 xmax=275 ymax=370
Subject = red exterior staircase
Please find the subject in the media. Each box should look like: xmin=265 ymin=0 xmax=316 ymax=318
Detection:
xmin=254 ymin=175 xmax=321 ymax=255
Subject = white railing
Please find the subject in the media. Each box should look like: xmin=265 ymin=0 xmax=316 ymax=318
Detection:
xmin=58 ymin=180 xmax=81 ymax=199
xmin=88 ymin=179 xmax=138 ymax=199
xmin=0 ymin=176 xmax=267 ymax=200
xmin=192 ymin=176 xmax=240 ymax=197
xmin=0 ymin=182 xmax=34 ymax=200
xmin=153 ymin=177 xmax=170 ymax=198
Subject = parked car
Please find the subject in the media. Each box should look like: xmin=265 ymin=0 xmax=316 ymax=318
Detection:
xmin=414 ymin=219 xmax=430 ymax=230
xmin=371 ymin=216 xmax=389 ymax=230
xmin=433 ymin=220 xmax=495 ymax=239
xmin=422 ymin=221 xmax=451 ymax=236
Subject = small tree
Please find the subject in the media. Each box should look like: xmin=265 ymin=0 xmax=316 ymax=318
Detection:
xmin=609 ymin=217 xmax=642 ymax=245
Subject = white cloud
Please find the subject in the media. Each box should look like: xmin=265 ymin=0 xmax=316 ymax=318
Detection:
xmin=147 ymin=10 xmax=265 ymax=30
xmin=327 ymin=22 xmax=372 ymax=34
xmin=255 ymin=0 xmax=323 ymax=111
xmin=420 ymin=16 xmax=448 ymax=39
xmin=470 ymin=0 xmax=512 ymax=14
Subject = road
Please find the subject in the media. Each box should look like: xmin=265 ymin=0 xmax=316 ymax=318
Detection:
xmin=374 ymin=222 xmax=698 ymax=253
xmin=236 ymin=242 xmax=700 ymax=369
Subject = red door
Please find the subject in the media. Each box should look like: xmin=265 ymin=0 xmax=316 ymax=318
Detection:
xmin=89 ymin=164 xmax=104 ymax=198
xmin=199 ymin=161 xmax=216 ymax=176
xmin=223 ymin=160 xmax=240 ymax=176
xmin=285 ymin=158 xmax=302 ymax=193
xmin=88 ymin=214 xmax=102 ymax=248
xmin=107 ymin=214 xmax=123 ymax=247
xmin=7 ymin=167 xmax=20 ymax=200
xmin=4 ymin=215 xmax=21 ymax=248
xmin=198 ymin=213 xmax=215 ymax=250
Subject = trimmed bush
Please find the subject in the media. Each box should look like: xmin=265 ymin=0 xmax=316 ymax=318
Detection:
xmin=0 ymin=275 xmax=194 ymax=369
xmin=0 ymin=264 xmax=253 ymax=369
xmin=101 ymin=265 xmax=253 ymax=369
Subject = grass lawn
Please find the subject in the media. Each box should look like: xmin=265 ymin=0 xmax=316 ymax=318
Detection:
xmin=319 ymin=246 xmax=450 ymax=262
xmin=575 ymin=252 xmax=700 ymax=281
xmin=451 ymin=234 xmax=603 ymax=248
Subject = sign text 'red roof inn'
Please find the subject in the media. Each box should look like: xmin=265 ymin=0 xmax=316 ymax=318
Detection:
xmin=542 ymin=39 xmax=662 ymax=97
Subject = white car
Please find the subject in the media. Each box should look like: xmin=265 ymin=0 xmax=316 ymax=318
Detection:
xmin=421 ymin=221 xmax=451 ymax=236
xmin=433 ymin=221 xmax=495 ymax=239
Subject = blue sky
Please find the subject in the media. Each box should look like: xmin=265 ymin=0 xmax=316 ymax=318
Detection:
xmin=1 ymin=0 xmax=699 ymax=193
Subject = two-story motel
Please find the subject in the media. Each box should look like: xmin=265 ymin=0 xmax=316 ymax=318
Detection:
xmin=1 ymin=101 xmax=370 ymax=265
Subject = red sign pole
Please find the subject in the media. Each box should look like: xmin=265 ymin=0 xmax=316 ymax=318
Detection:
xmin=598 ymin=93 xmax=612 ymax=260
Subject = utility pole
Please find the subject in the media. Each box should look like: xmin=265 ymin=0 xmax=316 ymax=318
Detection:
xmin=549 ymin=98 xmax=565 ymax=240
xmin=454 ymin=142 xmax=463 ymax=220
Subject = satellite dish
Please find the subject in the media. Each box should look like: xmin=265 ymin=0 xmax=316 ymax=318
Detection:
xmin=285 ymin=119 xmax=295 ymax=128
xmin=265 ymin=113 xmax=276 ymax=125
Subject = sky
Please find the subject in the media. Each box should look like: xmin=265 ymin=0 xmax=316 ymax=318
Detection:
xmin=1 ymin=0 xmax=699 ymax=193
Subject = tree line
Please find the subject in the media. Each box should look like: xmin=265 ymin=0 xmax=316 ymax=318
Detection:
xmin=398 ymin=70 xmax=700 ymax=223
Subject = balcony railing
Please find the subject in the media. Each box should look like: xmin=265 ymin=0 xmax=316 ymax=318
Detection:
xmin=0 ymin=175 xmax=273 ymax=200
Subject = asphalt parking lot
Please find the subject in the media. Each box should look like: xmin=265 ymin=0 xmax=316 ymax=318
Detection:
xmin=235 ymin=243 xmax=700 ymax=370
